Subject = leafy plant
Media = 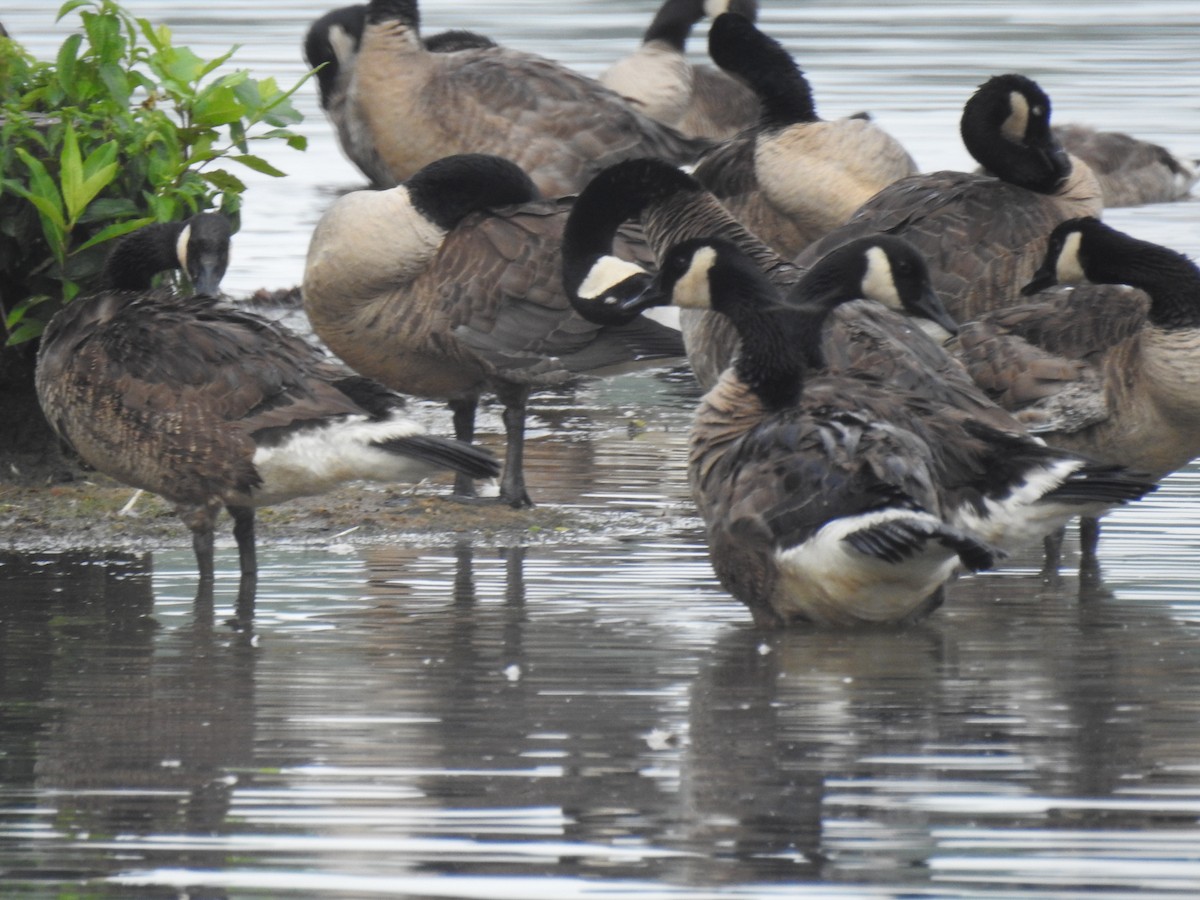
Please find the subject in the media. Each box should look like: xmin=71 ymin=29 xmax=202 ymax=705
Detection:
xmin=0 ymin=0 xmax=310 ymax=344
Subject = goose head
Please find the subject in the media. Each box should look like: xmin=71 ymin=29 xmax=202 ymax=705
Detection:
xmin=961 ymin=73 xmax=1072 ymax=195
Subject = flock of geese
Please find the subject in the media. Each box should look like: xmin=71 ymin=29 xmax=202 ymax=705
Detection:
xmin=30 ymin=0 xmax=1200 ymax=628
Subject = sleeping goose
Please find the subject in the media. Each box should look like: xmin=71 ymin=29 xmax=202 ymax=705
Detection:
xmin=691 ymin=12 xmax=918 ymax=258
xmin=35 ymin=213 xmax=500 ymax=588
xmin=304 ymin=4 xmax=497 ymax=188
xmin=795 ymin=73 xmax=1103 ymax=323
xmin=579 ymin=236 xmax=1154 ymax=626
xmin=599 ymin=0 xmax=761 ymax=141
xmin=951 ymin=217 xmax=1200 ymax=564
xmin=302 ymin=153 xmax=684 ymax=509
xmin=1052 ymin=124 xmax=1197 ymax=208
xmin=349 ymin=0 xmax=712 ymax=197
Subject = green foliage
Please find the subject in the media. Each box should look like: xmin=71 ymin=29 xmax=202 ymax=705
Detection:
xmin=0 ymin=0 xmax=310 ymax=344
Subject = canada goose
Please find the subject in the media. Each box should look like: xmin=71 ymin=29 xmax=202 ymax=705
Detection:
xmin=304 ymin=4 xmax=497 ymax=188
xmin=1053 ymin=124 xmax=1197 ymax=208
xmin=594 ymin=236 xmax=1153 ymax=626
xmin=567 ymin=157 xmax=1008 ymax=431
xmin=599 ymin=0 xmax=761 ymax=141
xmin=35 ymin=213 xmax=500 ymax=587
xmin=348 ymin=0 xmax=713 ymax=198
xmin=795 ymin=73 xmax=1103 ymax=323
xmin=691 ymin=12 xmax=918 ymax=258
xmin=952 ymin=216 xmax=1200 ymax=563
xmin=302 ymin=153 xmax=685 ymax=509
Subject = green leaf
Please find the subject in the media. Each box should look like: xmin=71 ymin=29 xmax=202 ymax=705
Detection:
xmin=74 ymin=215 xmax=155 ymax=252
xmin=230 ymin=154 xmax=286 ymax=177
xmin=192 ymin=82 xmax=246 ymax=128
xmin=5 ymin=319 xmax=47 ymax=346
xmin=55 ymin=0 xmax=93 ymax=23
xmin=55 ymin=33 xmax=84 ymax=99
xmin=200 ymin=168 xmax=246 ymax=194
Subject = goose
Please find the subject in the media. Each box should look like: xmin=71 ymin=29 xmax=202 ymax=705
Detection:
xmin=35 ymin=213 xmax=500 ymax=587
xmin=348 ymin=0 xmax=713 ymax=198
xmin=1053 ymin=124 xmax=1197 ymax=208
xmin=691 ymin=12 xmax=918 ymax=258
xmin=304 ymin=4 xmax=497 ymax=188
xmin=951 ymin=216 xmax=1200 ymax=564
xmin=584 ymin=236 xmax=1153 ymax=626
xmin=564 ymin=167 xmax=1157 ymax=558
xmin=599 ymin=0 xmax=761 ymax=141
xmin=566 ymin=157 xmax=1003 ymax=427
xmin=795 ymin=73 xmax=1103 ymax=324
xmin=302 ymin=153 xmax=685 ymax=509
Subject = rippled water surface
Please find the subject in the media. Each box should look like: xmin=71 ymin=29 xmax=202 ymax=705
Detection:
xmin=3 ymin=1 xmax=1200 ymax=897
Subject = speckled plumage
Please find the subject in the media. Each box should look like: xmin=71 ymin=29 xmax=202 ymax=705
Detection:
xmin=36 ymin=214 xmax=499 ymax=586
xmin=795 ymin=74 xmax=1103 ymax=324
xmin=303 ymin=154 xmax=684 ymax=508
xmin=599 ymin=0 xmax=761 ymax=141
xmin=350 ymin=0 xmax=711 ymax=197
xmin=692 ymin=13 xmax=917 ymax=258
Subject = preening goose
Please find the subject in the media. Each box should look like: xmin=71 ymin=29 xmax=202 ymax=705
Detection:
xmin=348 ymin=0 xmax=712 ymax=197
xmin=795 ymin=73 xmax=1103 ymax=323
xmin=592 ymin=237 xmax=1153 ymax=626
xmin=302 ymin=153 xmax=684 ymax=509
xmin=1053 ymin=124 xmax=1197 ymax=208
xmin=567 ymin=157 xmax=1007 ymax=433
xmin=691 ymin=12 xmax=918 ymax=257
xmin=599 ymin=0 xmax=761 ymax=141
xmin=952 ymin=217 xmax=1200 ymax=563
xmin=34 ymin=214 xmax=500 ymax=587
xmin=304 ymin=4 xmax=497 ymax=188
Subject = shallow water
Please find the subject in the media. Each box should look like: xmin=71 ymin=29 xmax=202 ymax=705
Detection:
xmin=4 ymin=1 xmax=1200 ymax=897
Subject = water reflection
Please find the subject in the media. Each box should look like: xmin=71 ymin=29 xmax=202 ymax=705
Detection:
xmin=6 ymin=532 xmax=1200 ymax=895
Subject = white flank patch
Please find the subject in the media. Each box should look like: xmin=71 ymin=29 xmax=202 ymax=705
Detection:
xmin=250 ymin=414 xmax=437 ymax=507
xmin=950 ymin=457 xmax=1089 ymax=547
xmin=576 ymin=255 xmax=647 ymax=301
xmin=860 ymin=245 xmax=902 ymax=310
xmin=1055 ymin=230 xmax=1086 ymax=283
xmin=773 ymin=508 xmax=961 ymax=624
xmin=175 ymin=223 xmax=191 ymax=274
xmin=1002 ymin=90 xmax=1030 ymax=143
xmin=673 ymin=247 xmax=717 ymax=309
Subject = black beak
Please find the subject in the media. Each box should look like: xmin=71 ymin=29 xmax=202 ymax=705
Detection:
xmin=1021 ymin=262 xmax=1057 ymax=296
xmin=913 ymin=285 xmax=959 ymax=336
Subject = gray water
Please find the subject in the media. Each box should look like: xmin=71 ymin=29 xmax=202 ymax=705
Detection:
xmin=4 ymin=1 xmax=1200 ymax=897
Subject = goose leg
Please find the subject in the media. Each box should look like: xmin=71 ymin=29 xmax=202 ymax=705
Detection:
xmin=1041 ymin=525 xmax=1067 ymax=581
xmin=1078 ymin=515 xmax=1102 ymax=573
xmin=178 ymin=500 xmax=222 ymax=584
xmin=448 ymin=395 xmax=479 ymax=499
xmin=227 ymin=504 xmax=258 ymax=579
xmin=497 ymin=385 xmax=533 ymax=508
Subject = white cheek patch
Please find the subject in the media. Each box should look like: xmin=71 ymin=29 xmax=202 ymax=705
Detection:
xmin=175 ymin=224 xmax=191 ymax=274
xmin=576 ymin=255 xmax=648 ymax=302
xmin=674 ymin=246 xmax=717 ymax=309
xmin=1002 ymin=90 xmax=1030 ymax=143
xmin=329 ymin=23 xmax=358 ymax=67
xmin=860 ymin=245 xmax=902 ymax=309
xmin=1055 ymin=230 xmax=1086 ymax=283
xmin=704 ymin=0 xmax=734 ymax=15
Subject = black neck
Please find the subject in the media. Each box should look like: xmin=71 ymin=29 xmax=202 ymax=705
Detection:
xmin=103 ymin=221 xmax=185 ymax=291
xmin=644 ymin=0 xmax=703 ymax=50
xmin=1091 ymin=234 xmax=1200 ymax=329
xmin=709 ymin=14 xmax=817 ymax=128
